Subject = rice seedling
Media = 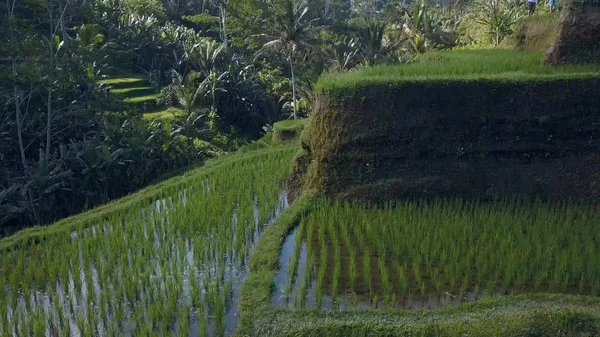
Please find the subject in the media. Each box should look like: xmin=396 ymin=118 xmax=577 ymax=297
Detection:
xmin=378 ymin=255 xmax=393 ymax=308
xmin=315 ymin=221 xmax=329 ymax=309
xmin=362 ymin=247 xmax=374 ymax=304
xmin=286 ymin=219 xmax=305 ymax=294
xmin=0 ymin=149 xmax=296 ymax=336
xmin=332 ymin=243 xmax=342 ymax=310
xmin=297 ymin=250 xmax=314 ymax=309
xmin=276 ymin=197 xmax=600 ymax=310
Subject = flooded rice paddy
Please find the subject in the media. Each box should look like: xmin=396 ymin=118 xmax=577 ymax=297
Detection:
xmin=0 ymin=150 xmax=295 ymax=336
xmin=273 ymin=199 xmax=600 ymax=310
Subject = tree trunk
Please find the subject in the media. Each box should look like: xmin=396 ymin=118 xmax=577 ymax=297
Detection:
xmin=12 ymin=62 xmax=27 ymax=172
xmin=289 ymin=49 xmax=297 ymax=120
xmin=46 ymin=0 xmax=54 ymax=162
xmin=8 ymin=0 xmax=39 ymax=224
xmin=220 ymin=3 xmax=228 ymax=48
xmin=7 ymin=0 xmax=27 ymax=171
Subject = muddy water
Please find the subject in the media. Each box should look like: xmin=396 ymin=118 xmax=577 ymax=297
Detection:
xmin=273 ymin=226 xmax=502 ymax=310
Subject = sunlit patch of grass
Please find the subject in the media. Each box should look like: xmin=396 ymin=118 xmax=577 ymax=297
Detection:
xmin=123 ymin=94 xmax=158 ymax=103
xmin=98 ymin=77 xmax=145 ymax=86
xmin=143 ymin=107 xmax=186 ymax=122
xmin=316 ymin=49 xmax=600 ymax=93
xmin=110 ymin=86 xmax=154 ymax=95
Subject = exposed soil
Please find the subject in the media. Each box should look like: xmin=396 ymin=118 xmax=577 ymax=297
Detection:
xmin=291 ymin=79 xmax=600 ymax=203
xmin=545 ymin=0 xmax=600 ymax=64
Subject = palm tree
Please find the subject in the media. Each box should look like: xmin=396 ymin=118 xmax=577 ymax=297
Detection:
xmin=187 ymin=38 xmax=226 ymax=76
xmin=171 ymin=70 xmax=205 ymax=116
xmin=256 ymin=0 xmax=315 ymax=120
xmin=353 ymin=19 xmax=387 ymax=65
xmin=323 ymin=37 xmax=360 ymax=71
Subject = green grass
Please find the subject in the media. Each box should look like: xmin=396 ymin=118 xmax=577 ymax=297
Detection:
xmin=0 ymin=143 xmax=298 ymax=336
xmin=237 ymin=194 xmax=600 ymax=337
xmin=316 ymin=49 xmax=600 ymax=93
xmin=272 ymin=119 xmax=310 ymax=145
xmin=123 ymin=94 xmax=158 ymax=103
xmin=143 ymin=107 xmax=186 ymax=122
xmin=99 ymin=75 xmax=159 ymax=111
xmin=109 ymin=86 xmax=154 ymax=95
xmin=273 ymin=119 xmax=310 ymax=131
xmin=99 ymin=77 xmax=146 ymax=86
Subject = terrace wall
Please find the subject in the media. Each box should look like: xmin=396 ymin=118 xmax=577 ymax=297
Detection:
xmin=291 ymin=78 xmax=600 ymax=202
xmin=545 ymin=0 xmax=600 ymax=64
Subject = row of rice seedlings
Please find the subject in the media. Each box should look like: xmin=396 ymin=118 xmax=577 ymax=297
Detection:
xmin=292 ymin=216 xmax=316 ymax=308
xmin=315 ymin=219 xmax=329 ymax=309
xmin=288 ymin=197 xmax=600 ymax=309
xmin=331 ymin=233 xmax=342 ymax=309
xmin=0 ymin=149 xmax=297 ymax=336
xmin=286 ymin=217 xmax=305 ymax=294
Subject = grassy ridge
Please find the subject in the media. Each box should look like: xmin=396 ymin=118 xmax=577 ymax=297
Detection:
xmin=99 ymin=75 xmax=159 ymax=111
xmin=316 ymin=50 xmax=600 ymax=93
xmin=0 ymin=146 xmax=296 ymax=252
xmin=272 ymin=119 xmax=310 ymax=145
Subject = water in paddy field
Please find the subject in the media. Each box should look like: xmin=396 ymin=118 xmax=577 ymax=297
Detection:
xmin=1 ymin=185 xmax=288 ymax=337
xmin=273 ymin=226 xmax=499 ymax=310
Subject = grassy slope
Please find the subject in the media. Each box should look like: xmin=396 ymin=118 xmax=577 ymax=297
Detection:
xmin=0 ymin=119 xmax=301 ymax=252
xmin=237 ymin=194 xmax=600 ymax=337
xmin=100 ymin=76 xmax=157 ymax=103
xmin=513 ymin=13 xmax=560 ymax=52
xmin=316 ymin=50 xmax=600 ymax=93
xmin=99 ymin=75 xmax=162 ymax=117
xmin=0 ymin=142 xmax=298 ymax=253
xmin=143 ymin=107 xmax=186 ymax=122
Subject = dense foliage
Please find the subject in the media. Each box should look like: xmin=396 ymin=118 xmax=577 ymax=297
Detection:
xmin=0 ymin=0 xmax=556 ymax=233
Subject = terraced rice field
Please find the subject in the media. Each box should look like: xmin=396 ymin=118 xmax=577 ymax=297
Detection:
xmin=0 ymin=148 xmax=296 ymax=336
xmin=273 ymin=199 xmax=600 ymax=310
xmin=100 ymin=76 xmax=158 ymax=112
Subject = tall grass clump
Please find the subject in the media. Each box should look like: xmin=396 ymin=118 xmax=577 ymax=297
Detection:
xmin=0 ymin=148 xmax=296 ymax=336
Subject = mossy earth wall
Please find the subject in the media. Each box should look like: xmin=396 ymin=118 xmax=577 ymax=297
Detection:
xmin=545 ymin=0 xmax=600 ymax=64
xmin=294 ymin=77 xmax=600 ymax=202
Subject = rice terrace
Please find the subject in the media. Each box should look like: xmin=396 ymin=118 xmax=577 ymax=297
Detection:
xmin=2 ymin=0 xmax=600 ymax=336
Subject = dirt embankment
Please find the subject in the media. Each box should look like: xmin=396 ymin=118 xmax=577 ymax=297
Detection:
xmin=545 ymin=0 xmax=600 ymax=64
xmin=291 ymin=79 xmax=600 ymax=203
xmin=513 ymin=14 xmax=560 ymax=52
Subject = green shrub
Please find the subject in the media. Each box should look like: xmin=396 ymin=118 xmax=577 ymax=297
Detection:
xmin=121 ymin=0 xmax=165 ymax=19
xmin=182 ymin=13 xmax=221 ymax=31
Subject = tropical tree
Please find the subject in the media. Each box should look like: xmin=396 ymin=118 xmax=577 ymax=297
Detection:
xmin=256 ymin=0 xmax=316 ymax=120
xmin=187 ymin=38 xmax=226 ymax=75
xmin=352 ymin=18 xmax=389 ymax=65
xmin=323 ymin=37 xmax=360 ymax=71
xmin=171 ymin=70 xmax=207 ymax=115
xmin=477 ymin=0 xmax=522 ymax=46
